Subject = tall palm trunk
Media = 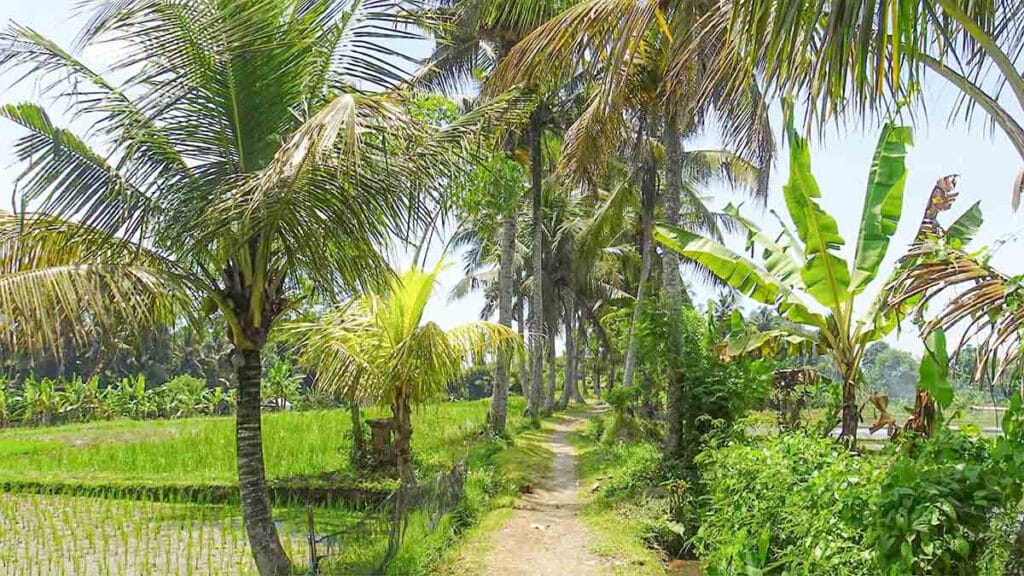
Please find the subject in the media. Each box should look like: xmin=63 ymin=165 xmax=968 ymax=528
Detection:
xmin=622 ymin=123 xmax=657 ymax=390
xmin=528 ymin=111 xmax=545 ymax=419
xmin=235 ymin=347 xmax=292 ymax=576
xmin=490 ymin=213 xmax=518 ymax=435
xmin=350 ymin=401 xmax=364 ymax=472
xmin=516 ymin=293 xmax=529 ymax=404
xmin=393 ymin=386 xmax=414 ymax=484
xmin=544 ymin=279 xmax=557 ymax=412
xmin=662 ymin=114 xmax=687 ymax=461
xmin=607 ymin=355 xmax=616 ymax=391
xmin=558 ymin=292 xmax=576 ymax=409
xmin=576 ymin=311 xmax=587 ymax=403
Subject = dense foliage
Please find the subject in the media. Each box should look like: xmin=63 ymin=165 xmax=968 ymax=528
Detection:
xmin=0 ymin=359 xmax=332 ymax=428
xmin=696 ymin=427 xmax=1024 ymax=575
xmin=1 ymin=0 xmax=1023 ymax=574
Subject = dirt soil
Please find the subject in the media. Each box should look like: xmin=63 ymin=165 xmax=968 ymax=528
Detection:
xmin=479 ymin=412 xmax=613 ymax=576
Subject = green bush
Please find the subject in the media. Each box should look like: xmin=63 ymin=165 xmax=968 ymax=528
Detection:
xmin=696 ymin=425 xmax=1024 ymax=575
xmin=0 ymin=366 xmax=338 ymax=428
xmin=696 ymin=433 xmax=879 ymax=575
xmin=869 ymin=429 xmax=1024 ymax=575
xmin=584 ymin=415 xmax=606 ymax=443
xmin=600 ymin=442 xmax=662 ymax=501
xmin=603 ymin=386 xmax=642 ymax=442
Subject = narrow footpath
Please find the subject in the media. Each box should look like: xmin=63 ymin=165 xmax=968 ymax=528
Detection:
xmin=478 ymin=411 xmax=611 ymax=575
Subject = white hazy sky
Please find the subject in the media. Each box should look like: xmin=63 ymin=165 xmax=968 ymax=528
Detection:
xmin=2 ymin=0 xmax=1023 ymax=356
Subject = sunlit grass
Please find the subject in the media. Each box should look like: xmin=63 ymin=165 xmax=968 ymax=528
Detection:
xmin=570 ymin=410 xmax=668 ymax=576
xmin=0 ymin=398 xmax=533 ymax=575
xmin=0 ymin=399 xmax=522 ymax=488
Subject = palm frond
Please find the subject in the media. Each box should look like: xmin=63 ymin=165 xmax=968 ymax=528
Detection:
xmin=0 ymin=212 xmax=190 ymax=352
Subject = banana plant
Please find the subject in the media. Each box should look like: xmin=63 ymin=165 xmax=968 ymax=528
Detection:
xmin=656 ymin=108 xmax=913 ymax=448
xmin=20 ymin=374 xmax=59 ymax=426
xmin=109 ymin=375 xmax=155 ymax=420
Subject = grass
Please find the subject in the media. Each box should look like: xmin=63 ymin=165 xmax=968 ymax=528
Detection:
xmin=0 ymin=397 xmax=537 ymax=575
xmin=570 ymin=411 xmax=668 ymax=576
xmin=0 ymin=493 xmax=312 ymax=575
xmin=0 ymin=398 xmax=523 ymax=489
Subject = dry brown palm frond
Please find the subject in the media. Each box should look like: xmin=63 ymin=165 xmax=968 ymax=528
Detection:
xmin=887 ymin=194 xmax=1024 ymax=383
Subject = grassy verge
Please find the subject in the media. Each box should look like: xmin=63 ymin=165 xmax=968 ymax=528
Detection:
xmin=569 ymin=411 xmax=668 ymax=576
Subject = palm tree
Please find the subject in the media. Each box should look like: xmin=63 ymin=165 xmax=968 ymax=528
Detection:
xmin=420 ymin=0 xmax=571 ymax=425
xmin=286 ymin=264 xmax=522 ymax=483
xmin=486 ymin=0 xmax=774 ymax=457
xmin=701 ymin=0 xmax=1024 ymax=204
xmin=445 ymin=148 xmax=532 ymax=432
xmin=0 ymin=3 xmax=520 ymax=573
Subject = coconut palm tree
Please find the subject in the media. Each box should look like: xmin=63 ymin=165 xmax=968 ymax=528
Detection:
xmin=0 ymin=2 xmax=522 ymax=573
xmin=285 ymin=264 xmax=522 ymax=484
xmin=699 ymin=0 xmax=1024 ymax=204
xmin=485 ymin=0 xmax=774 ymax=457
xmin=419 ymin=0 xmax=572 ymax=426
xmin=445 ymin=148 xmax=532 ymax=432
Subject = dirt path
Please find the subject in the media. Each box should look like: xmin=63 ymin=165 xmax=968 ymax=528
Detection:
xmin=479 ymin=411 xmax=611 ymax=576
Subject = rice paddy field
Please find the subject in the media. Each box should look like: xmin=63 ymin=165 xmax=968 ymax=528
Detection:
xmin=0 ymin=399 xmax=511 ymax=486
xmin=0 ymin=398 xmax=528 ymax=575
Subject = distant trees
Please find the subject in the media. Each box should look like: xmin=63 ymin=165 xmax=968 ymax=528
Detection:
xmin=861 ymin=342 xmax=918 ymax=399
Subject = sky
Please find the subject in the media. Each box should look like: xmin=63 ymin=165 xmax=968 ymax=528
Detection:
xmin=2 ymin=0 xmax=1022 ymax=356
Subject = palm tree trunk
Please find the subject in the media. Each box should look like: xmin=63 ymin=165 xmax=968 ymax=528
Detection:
xmin=544 ymin=283 xmax=557 ymax=413
xmin=558 ymin=293 xmax=576 ymax=410
xmin=576 ymin=310 xmax=587 ymax=403
xmin=393 ymin=386 xmax=414 ymax=485
xmin=490 ymin=213 xmax=518 ymax=435
xmin=594 ymin=355 xmax=602 ymax=398
xmin=516 ymin=294 xmax=529 ymax=405
xmin=235 ymin=347 xmax=292 ymax=576
xmin=662 ymin=114 xmax=687 ymax=461
xmin=350 ymin=401 xmax=364 ymax=473
xmin=528 ymin=111 xmax=545 ymax=419
xmin=622 ymin=124 xmax=657 ymax=390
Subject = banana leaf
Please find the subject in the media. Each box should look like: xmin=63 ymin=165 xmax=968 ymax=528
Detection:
xmin=655 ymin=224 xmax=783 ymax=304
xmin=655 ymin=224 xmax=826 ymax=329
xmin=945 ymin=201 xmax=983 ymax=248
xmin=782 ymin=113 xmax=850 ymax=309
xmin=919 ymin=329 xmax=953 ymax=409
xmin=725 ymin=203 xmax=805 ymax=288
xmin=718 ymin=329 xmax=815 ymax=360
xmin=851 ymin=123 xmax=913 ymax=294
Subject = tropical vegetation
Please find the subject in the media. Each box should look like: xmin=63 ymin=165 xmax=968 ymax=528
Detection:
xmin=1 ymin=0 xmax=1024 ymax=575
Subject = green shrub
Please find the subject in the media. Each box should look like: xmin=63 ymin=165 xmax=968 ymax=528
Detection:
xmin=869 ymin=429 xmax=1024 ymax=575
xmin=603 ymin=386 xmax=642 ymax=442
xmin=600 ymin=442 xmax=662 ymax=501
xmin=161 ymin=374 xmax=208 ymax=418
xmin=696 ymin=433 xmax=878 ymax=575
xmin=584 ymin=415 xmax=606 ymax=443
